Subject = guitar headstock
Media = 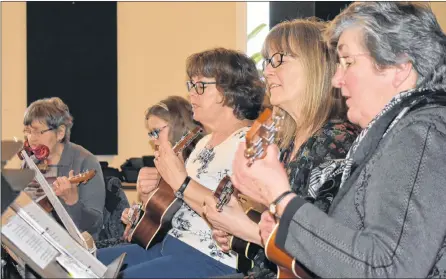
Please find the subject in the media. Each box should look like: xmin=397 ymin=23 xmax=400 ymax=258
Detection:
xmin=244 ymin=108 xmax=284 ymax=166
xmin=69 ymin=169 xmax=97 ymax=184
xmin=17 ymin=140 xmax=50 ymax=161
xmin=172 ymin=126 xmax=203 ymax=155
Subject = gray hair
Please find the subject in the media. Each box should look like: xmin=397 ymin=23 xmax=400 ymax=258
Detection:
xmin=23 ymin=97 xmax=74 ymax=143
xmin=325 ymin=2 xmax=446 ymax=88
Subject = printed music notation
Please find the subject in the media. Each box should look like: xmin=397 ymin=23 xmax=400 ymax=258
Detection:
xmin=2 ymin=215 xmax=59 ymax=269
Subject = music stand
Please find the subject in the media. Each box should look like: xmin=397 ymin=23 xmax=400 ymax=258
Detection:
xmin=1 ymin=140 xmax=126 ymax=278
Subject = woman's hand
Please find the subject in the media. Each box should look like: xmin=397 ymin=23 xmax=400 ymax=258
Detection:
xmin=203 ymin=194 xmax=249 ymax=235
xmin=153 ymin=141 xmax=187 ymax=192
xmin=212 ymin=229 xmax=231 ymax=253
xmin=203 ymin=194 xmax=262 ymax=246
xmin=137 ymin=167 xmax=160 ymax=201
xmin=53 ymin=170 xmax=79 ymax=205
xmin=259 ymin=211 xmax=276 ymax=246
xmin=121 ymin=208 xmax=131 ymax=225
xmin=231 ymin=143 xmax=290 ymax=207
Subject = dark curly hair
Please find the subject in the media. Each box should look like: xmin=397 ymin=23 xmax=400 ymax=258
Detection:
xmin=186 ymin=47 xmax=265 ymax=120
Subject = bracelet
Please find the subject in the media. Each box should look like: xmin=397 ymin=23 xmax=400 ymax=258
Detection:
xmin=174 ymin=176 xmax=191 ymax=200
xmin=269 ymin=190 xmax=294 ymax=217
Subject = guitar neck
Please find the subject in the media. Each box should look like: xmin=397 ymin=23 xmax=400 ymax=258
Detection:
xmin=21 ymin=150 xmax=87 ymax=248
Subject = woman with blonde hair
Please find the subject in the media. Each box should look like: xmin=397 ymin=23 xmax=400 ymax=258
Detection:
xmin=203 ymin=18 xmax=359 ymax=278
xmin=232 ymin=2 xmax=446 ymax=277
xmin=135 ymin=95 xmax=203 ymax=205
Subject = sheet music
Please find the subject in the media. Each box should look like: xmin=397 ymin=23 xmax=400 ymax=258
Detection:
xmin=20 ymin=150 xmax=87 ymax=248
xmin=2 ymin=215 xmax=59 ymax=269
xmin=12 ymin=201 xmax=107 ymax=277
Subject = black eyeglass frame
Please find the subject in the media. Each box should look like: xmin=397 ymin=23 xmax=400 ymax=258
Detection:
xmin=186 ymin=80 xmax=217 ymax=95
xmin=262 ymin=52 xmax=288 ymax=72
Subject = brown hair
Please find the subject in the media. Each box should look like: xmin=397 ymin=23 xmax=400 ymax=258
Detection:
xmin=186 ymin=47 xmax=265 ymax=121
xmin=262 ymin=18 xmax=347 ymax=149
xmin=145 ymin=95 xmax=203 ymax=160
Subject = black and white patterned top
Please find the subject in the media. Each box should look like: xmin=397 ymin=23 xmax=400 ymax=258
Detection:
xmin=168 ymin=127 xmax=248 ymax=269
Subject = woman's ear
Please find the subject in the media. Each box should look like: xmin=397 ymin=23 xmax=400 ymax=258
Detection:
xmin=56 ymin=125 xmax=66 ymax=142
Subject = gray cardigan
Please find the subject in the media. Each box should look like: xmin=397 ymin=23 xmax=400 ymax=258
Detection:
xmin=277 ymin=92 xmax=446 ymax=277
xmin=57 ymin=142 xmax=105 ymax=241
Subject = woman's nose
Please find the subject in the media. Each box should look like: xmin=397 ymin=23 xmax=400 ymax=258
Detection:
xmin=332 ymin=65 xmax=345 ymax=88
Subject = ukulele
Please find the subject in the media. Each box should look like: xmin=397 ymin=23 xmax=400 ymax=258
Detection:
xmin=265 ymin=224 xmax=313 ymax=278
xmin=212 ymin=108 xmax=284 ymax=274
xmin=35 ymin=170 xmax=97 ymax=213
xmin=124 ymin=127 xmax=203 ymax=249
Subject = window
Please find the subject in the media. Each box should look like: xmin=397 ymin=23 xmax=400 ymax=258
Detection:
xmin=246 ymin=2 xmax=269 ymax=69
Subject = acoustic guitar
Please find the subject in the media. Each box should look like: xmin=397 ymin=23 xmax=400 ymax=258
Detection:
xmin=125 ymin=127 xmax=202 ymax=249
xmin=213 ymin=108 xmax=284 ymax=274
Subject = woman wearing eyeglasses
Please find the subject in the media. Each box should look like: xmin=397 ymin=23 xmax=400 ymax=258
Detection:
xmin=96 ymin=47 xmax=265 ymax=278
xmin=202 ymin=18 xmax=359 ymax=279
xmin=22 ymin=97 xmax=105 ymax=240
xmin=231 ymin=2 xmax=446 ymax=278
xmin=118 ymin=96 xmax=204 ymax=234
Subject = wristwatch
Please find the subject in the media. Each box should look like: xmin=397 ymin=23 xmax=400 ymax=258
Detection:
xmin=174 ymin=176 xmax=191 ymax=200
xmin=269 ymin=190 xmax=294 ymax=217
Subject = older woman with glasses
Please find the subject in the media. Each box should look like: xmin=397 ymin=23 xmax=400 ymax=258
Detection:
xmin=97 ymin=47 xmax=265 ymax=278
xmin=22 ymin=97 xmax=105 ymax=240
xmin=231 ymin=2 xmax=446 ymax=278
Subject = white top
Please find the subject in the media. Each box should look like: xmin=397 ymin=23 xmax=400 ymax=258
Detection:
xmin=168 ymin=126 xmax=248 ymax=268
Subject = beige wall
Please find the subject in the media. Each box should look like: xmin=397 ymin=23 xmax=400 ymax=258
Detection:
xmin=1 ymin=2 xmax=246 ymax=169
xmin=431 ymin=2 xmax=446 ymax=31
xmin=1 ymin=2 xmax=27 ymax=169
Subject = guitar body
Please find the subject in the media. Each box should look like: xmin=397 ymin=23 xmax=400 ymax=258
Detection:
xmin=265 ymin=224 xmax=313 ymax=279
xmin=229 ymin=208 xmax=262 ymax=274
xmin=129 ymin=179 xmax=182 ymax=249
xmin=127 ymin=127 xmax=203 ymax=250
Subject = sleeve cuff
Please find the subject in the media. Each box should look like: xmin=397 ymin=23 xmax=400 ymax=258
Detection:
xmin=276 ymin=196 xmax=307 ymax=249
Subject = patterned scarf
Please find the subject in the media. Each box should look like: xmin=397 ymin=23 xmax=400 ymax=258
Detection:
xmin=308 ymin=85 xmax=446 ymax=193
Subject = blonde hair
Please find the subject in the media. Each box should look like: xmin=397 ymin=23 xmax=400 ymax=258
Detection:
xmin=262 ymin=18 xmax=346 ymax=149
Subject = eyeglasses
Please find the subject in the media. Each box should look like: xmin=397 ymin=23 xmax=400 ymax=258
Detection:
xmin=148 ymin=125 xmax=167 ymax=139
xmin=336 ymin=53 xmax=370 ymax=71
xmin=186 ymin=80 xmax=217 ymax=95
xmin=262 ymin=52 xmax=288 ymax=72
xmin=23 ymin=128 xmax=54 ymax=137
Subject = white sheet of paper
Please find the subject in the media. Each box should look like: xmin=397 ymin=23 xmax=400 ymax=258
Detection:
xmin=16 ymin=201 xmax=107 ymax=276
xmin=2 ymin=215 xmax=59 ymax=269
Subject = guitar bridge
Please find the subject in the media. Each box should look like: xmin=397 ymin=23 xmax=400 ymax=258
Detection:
xmin=215 ymin=177 xmax=234 ymax=212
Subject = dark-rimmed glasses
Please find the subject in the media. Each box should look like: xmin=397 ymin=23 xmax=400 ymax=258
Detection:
xmin=148 ymin=125 xmax=168 ymax=139
xmin=262 ymin=52 xmax=288 ymax=72
xmin=23 ymin=128 xmax=55 ymax=137
xmin=186 ymin=80 xmax=217 ymax=95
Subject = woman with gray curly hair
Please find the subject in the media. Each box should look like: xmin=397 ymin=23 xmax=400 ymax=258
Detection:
xmin=230 ymin=2 xmax=446 ymax=278
xmin=22 ymin=97 xmax=105 ymax=241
